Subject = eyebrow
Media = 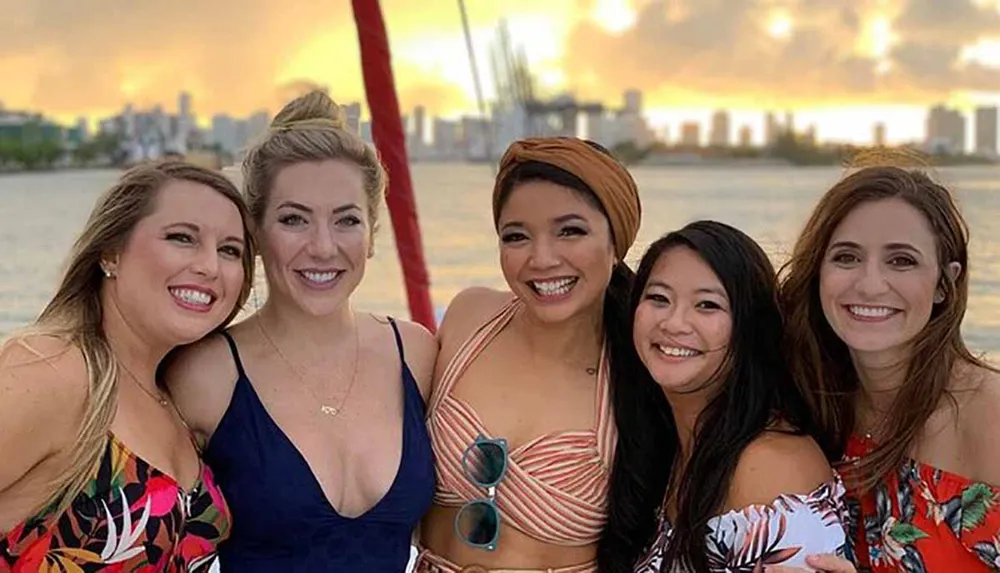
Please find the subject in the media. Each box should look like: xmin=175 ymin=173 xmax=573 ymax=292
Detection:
xmin=166 ymin=221 xmax=245 ymax=245
xmin=646 ymin=279 xmax=727 ymax=298
xmin=828 ymin=240 xmax=923 ymax=254
xmin=276 ymin=201 xmax=362 ymax=215
xmin=500 ymin=213 xmax=588 ymax=231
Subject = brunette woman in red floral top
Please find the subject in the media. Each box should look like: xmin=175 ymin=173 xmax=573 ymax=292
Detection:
xmin=0 ymin=161 xmax=255 ymax=572
xmin=781 ymin=160 xmax=1000 ymax=572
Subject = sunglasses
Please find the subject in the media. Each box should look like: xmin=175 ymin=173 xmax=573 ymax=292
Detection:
xmin=454 ymin=434 xmax=509 ymax=551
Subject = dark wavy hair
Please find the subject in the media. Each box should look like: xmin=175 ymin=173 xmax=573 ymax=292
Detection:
xmin=598 ymin=220 xmax=816 ymax=573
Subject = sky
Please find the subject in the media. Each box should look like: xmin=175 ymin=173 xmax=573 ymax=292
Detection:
xmin=4 ymin=0 xmax=1000 ymax=145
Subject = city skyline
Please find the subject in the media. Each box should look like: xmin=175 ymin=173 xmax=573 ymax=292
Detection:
xmin=52 ymin=88 xmax=998 ymax=160
xmin=7 ymin=1 xmax=1000 ymax=145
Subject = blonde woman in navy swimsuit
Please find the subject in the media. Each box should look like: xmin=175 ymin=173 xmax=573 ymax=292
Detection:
xmin=163 ymin=90 xmax=438 ymax=572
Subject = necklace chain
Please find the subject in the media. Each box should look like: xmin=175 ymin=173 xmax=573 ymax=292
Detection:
xmin=255 ymin=314 xmax=361 ymax=418
xmin=118 ymin=361 xmax=169 ymax=407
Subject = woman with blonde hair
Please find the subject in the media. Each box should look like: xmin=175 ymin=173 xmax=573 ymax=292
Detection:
xmin=162 ymin=90 xmax=437 ymax=571
xmin=0 ymin=160 xmax=255 ymax=571
xmin=780 ymin=162 xmax=1000 ymax=571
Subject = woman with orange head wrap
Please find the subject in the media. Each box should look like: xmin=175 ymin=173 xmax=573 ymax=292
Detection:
xmin=415 ymin=137 xmax=641 ymax=572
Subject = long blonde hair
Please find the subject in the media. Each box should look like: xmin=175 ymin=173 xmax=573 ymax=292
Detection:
xmin=18 ymin=160 xmax=255 ymax=517
xmin=241 ymin=90 xmax=387 ymax=229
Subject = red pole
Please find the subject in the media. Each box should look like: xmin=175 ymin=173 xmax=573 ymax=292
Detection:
xmin=351 ymin=0 xmax=436 ymax=332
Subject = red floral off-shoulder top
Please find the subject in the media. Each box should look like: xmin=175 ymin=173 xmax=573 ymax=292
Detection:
xmin=844 ymin=434 xmax=1000 ymax=572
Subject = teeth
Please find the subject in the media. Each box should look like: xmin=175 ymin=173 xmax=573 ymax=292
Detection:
xmin=170 ymin=288 xmax=212 ymax=306
xmin=848 ymin=305 xmax=895 ymax=318
xmin=655 ymin=344 xmax=699 ymax=357
xmin=531 ymin=278 xmax=576 ymax=296
xmin=302 ymin=271 xmax=339 ymax=283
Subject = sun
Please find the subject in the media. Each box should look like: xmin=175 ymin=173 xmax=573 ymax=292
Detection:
xmin=591 ymin=0 xmax=637 ymax=33
xmin=766 ymin=10 xmax=793 ymax=40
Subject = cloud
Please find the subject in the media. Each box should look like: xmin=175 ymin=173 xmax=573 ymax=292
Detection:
xmin=0 ymin=0 xmax=582 ymax=120
xmin=0 ymin=0 xmax=345 ymax=117
xmin=895 ymin=0 xmax=1000 ymax=43
xmin=556 ymin=0 xmax=1000 ymax=108
xmin=4 ymin=0 xmax=1000 ymax=120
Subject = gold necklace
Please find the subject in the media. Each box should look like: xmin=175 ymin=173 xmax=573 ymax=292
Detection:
xmin=118 ymin=361 xmax=169 ymax=407
xmin=255 ymin=314 xmax=361 ymax=417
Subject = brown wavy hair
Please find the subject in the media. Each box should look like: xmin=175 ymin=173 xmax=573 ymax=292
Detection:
xmin=778 ymin=161 xmax=990 ymax=492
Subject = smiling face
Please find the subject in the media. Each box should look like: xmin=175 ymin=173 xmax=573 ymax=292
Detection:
xmin=633 ymin=246 xmax=733 ymax=394
xmin=108 ymin=179 xmax=247 ymax=346
xmin=496 ymin=180 xmax=616 ymax=324
xmin=259 ymin=159 xmax=371 ymax=317
xmin=819 ymin=197 xmax=949 ymax=363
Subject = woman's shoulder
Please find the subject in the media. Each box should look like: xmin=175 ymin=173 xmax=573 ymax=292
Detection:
xmin=438 ymin=287 xmax=513 ymax=345
xmin=727 ymin=430 xmax=837 ymax=512
xmin=1 ymin=333 xmax=88 ymax=404
xmin=369 ymin=314 xmax=438 ymax=402
xmin=956 ymin=363 xmax=1000 ymax=485
xmin=160 ymin=329 xmax=241 ymax=443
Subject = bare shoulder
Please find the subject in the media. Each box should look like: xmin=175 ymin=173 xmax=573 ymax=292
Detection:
xmin=726 ymin=430 xmax=835 ymax=511
xmin=0 ymin=334 xmax=88 ymax=494
xmin=438 ymin=287 xmax=513 ymax=349
xmin=160 ymin=327 xmax=240 ymax=443
xmin=1 ymin=334 xmax=88 ymax=407
xmin=380 ymin=316 xmax=439 ymax=403
xmin=957 ymin=364 xmax=1000 ymax=485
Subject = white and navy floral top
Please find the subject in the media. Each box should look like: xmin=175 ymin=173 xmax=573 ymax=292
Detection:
xmin=634 ymin=475 xmax=849 ymax=572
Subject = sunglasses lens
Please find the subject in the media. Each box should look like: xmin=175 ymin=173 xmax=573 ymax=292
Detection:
xmin=456 ymin=500 xmax=499 ymax=546
xmin=462 ymin=441 xmax=506 ymax=486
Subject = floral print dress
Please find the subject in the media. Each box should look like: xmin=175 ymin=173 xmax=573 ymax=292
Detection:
xmin=1 ymin=434 xmax=230 ymax=572
xmin=634 ymin=477 xmax=848 ymax=572
xmin=844 ymin=434 xmax=1000 ymax=572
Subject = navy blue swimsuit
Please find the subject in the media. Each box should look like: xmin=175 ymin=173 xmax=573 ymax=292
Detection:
xmin=205 ymin=318 xmax=435 ymax=571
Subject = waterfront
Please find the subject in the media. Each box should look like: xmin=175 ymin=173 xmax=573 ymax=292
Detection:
xmin=2 ymin=162 xmax=999 ymax=355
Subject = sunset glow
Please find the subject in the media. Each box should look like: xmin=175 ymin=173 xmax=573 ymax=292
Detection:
xmin=6 ymin=0 xmax=1000 ymax=146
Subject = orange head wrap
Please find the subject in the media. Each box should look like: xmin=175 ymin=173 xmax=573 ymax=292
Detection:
xmin=492 ymin=137 xmax=641 ymax=260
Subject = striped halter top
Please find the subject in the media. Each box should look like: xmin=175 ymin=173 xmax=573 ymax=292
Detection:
xmin=427 ymin=297 xmax=617 ymax=546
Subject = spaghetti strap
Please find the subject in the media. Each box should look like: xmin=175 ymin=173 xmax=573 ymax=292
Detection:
xmin=386 ymin=317 xmax=405 ymax=363
xmin=218 ymin=330 xmax=247 ymax=379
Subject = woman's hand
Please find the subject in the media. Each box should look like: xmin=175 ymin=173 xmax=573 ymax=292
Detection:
xmin=766 ymin=553 xmax=857 ymax=572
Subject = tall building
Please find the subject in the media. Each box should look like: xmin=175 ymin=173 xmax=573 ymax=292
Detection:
xmin=926 ymin=105 xmax=965 ymax=154
xmin=764 ymin=112 xmax=779 ymax=146
xmin=873 ymin=122 xmax=886 ymax=147
xmin=245 ymin=111 xmax=270 ymax=145
xmin=176 ymin=92 xmax=193 ymax=153
xmin=975 ymin=106 xmax=997 ymax=156
xmin=680 ymin=122 xmax=700 ymax=147
xmin=738 ymin=125 xmax=753 ymax=148
xmin=709 ymin=110 xmax=730 ymax=147
xmin=342 ymin=102 xmax=362 ymax=134
xmin=623 ymin=90 xmax=642 ymax=115
xmin=410 ymin=106 xmax=426 ymax=158
xmin=433 ymin=118 xmax=460 ymax=159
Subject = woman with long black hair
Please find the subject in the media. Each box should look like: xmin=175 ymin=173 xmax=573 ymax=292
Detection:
xmin=600 ymin=221 xmax=850 ymax=573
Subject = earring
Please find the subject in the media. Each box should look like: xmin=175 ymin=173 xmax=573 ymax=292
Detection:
xmin=934 ymin=291 xmax=945 ymax=304
xmin=101 ymin=264 xmax=116 ymax=278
